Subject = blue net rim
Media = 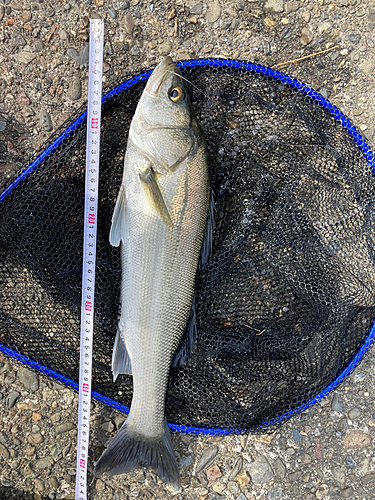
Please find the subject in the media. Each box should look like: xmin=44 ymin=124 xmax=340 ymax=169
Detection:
xmin=0 ymin=58 xmax=374 ymax=435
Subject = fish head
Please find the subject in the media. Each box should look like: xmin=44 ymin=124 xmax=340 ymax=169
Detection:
xmin=129 ymin=56 xmax=199 ymax=174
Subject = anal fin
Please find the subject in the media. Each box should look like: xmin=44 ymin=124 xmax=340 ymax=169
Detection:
xmin=112 ymin=326 xmax=132 ymax=382
xmin=199 ymin=190 xmax=215 ymax=271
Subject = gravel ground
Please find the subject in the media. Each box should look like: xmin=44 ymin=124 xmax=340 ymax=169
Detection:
xmin=1 ymin=0 xmax=375 ymax=499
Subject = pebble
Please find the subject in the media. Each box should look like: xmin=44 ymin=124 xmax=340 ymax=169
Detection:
xmin=249 ymin=455 xmax=274 ymax=484
xmin=315 ymin=483 xmax=329 ymax=499
xmin=12 ymin=33 xmax=27 ymax=48
xmin=332 ymin=466 xmax=346 ymax=487
xmin=33 ymin=41 xmax=44 ymax=53
xmin=285 ymin=1 xmax=299 ymax=13
xmin=0 ymin=443 xmax=10 ymax=460
xmin=5 ymin=373 xmax=16 ymax=384
xmin=35 ymin=457 xmax=54 ymax=469
xmin=59 ymin=30 xmax=70 ymax=41
xmin=348 ymin=408 xmax=361 ymax=420
xmin=236 ymin=494 xmax=248 ymax=500
xmin=345 ymin=456 xmax=356 ymax=469
xmin=26 ymin=444 xmax=35 ymax=456
xmin=268 ymin=490 xmax=285 ymax=500
xmin=158 ymin=40 xmax=173 ymax=56
xmin=95 ymin=479 xmax=105 ymax=491
xmin=195 ymin=446 xmax=218 ymax=474
xmin=40 ymin=110 xmax=53 ymax=132
xmin=20 ymin=10 xmax=32 ymax=22
xmin=331 ymin=393 xmax=343 ymax=412
xmin=288 ymin=469 xmax=302 ymax=482
xmin=349 ymin=50 xmax=360 ymax=62
xmin=23 ymin=463 xmax=38 ymax=479
xmin=30 ymin=433 xmax=44 ymax=444
xmin=117 ymin=0 xmax=130 ymax=8
xmin=114 ymin=414 xmax=126 ymax=429
xmin=50 ymin=54 xmax=63 ymax=70
xmin=343 ymin=430 xmax=371 ymax=449
xmin=358 ymin=59 xmax=375 ymax=74
xmin=227 ymin=481 xmax=240 ymax=496
xmin=49 ymin=443 xmax=62 ymax=458
xmin=1 ymin=478 xmax=14 ymax=487
xmin=235 ymin=471 xmax=249 ymax=489
xmin=18 ymin=366 xmax=39 ymax=391
xmin=123 ymin=14 xmax=135 ymax=34
xmin=67 ymin=45 xmax=89 ymax=66
xmin=301 ymin=27 xmax=314 ymax=45
xmin=319 ymin=88 xmax=330 ymax=99
xmin=229 ymin=456 xmax=243 ymax=480
xmin=273 ymin=457 xmax=286 ymax=478
xmin=49 ymin=477 xmax=59 ymax=489
xmin=356 ymin=8 xmax=366 ymax=17
xmin=35 ymin=478 xmax=45 ymax=491
xmin=292 ymin=429 xmax=302 ymax=442
xmin=264 ymin=0 xmax=284 ymax=14
xmin=190 ymin=2 xmax=202 ymax=15
xmin=130 ymin=46 xmax=140 ymax=56
xmin=206 ymin=465 xmax=221 ymax=483
xmin=101 ymin=420 xmax=115 ymax=432
xmin=67 ymin=76 xmax=82 ymax=101
xmin=206 ymin=0 xmax=221 ymax=23
xmin=0 ymin=121 xmax=6 ymax=132
xmin=314 ymin=441 xmax=324 ymax=460
xmin=341 ymin=486 xmax=354 ymax=498
xmin=180 ymin=455 xmax=192 ymax=467
xmin=346 ymin=33 xmax=361 ymax=44
xmin=108 ymin=8 xmax=117 ymax=19
xmin=0 ymin=6 xmax=4 ymax=21
xmin=6 ymin=391 xmax=20 ymax=408
xmin=55 ymin=422 xmax=76 ymax=435
xmin=16 ymin=50 xmax=36 ymax=66
xmin=302 ymin=10 xmax=310 ymax=22
xmin=46 ymin=6 xmax=55 ymax=16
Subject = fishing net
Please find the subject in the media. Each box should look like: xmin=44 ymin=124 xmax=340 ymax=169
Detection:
xmin=0 ymin=59 xmax=374 ymax=434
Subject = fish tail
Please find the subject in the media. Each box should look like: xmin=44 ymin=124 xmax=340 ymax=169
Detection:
xmin=93 ymin=417 xmax=181 ymax=489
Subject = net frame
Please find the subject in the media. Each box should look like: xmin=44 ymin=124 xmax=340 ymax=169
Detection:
xmin=0 ymin=58 xmax=374 ymax=435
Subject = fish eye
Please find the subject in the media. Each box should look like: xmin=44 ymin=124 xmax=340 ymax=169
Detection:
xmin=169 ymin=87 xmax=185 ymax=103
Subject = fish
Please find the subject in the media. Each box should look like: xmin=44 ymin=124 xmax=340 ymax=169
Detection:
xmin=93 ymin=56 xmax=211 ymax=489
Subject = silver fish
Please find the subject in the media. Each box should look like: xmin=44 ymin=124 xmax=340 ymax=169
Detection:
xmin=94 ymin=57 xmax=211 ymax=488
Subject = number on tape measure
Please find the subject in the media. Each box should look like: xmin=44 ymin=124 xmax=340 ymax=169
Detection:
xmin=75 ymin=18 xmax=104 ymax=500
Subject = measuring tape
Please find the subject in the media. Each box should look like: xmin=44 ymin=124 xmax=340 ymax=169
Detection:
xmin=75 ymin=18 xmax=104 ymax=500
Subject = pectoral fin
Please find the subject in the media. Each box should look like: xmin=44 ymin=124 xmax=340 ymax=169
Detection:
xmin=109 ymin=184 xmax=127 ymax=247
xmin=139 ymin=167 xmax=172 ymax=226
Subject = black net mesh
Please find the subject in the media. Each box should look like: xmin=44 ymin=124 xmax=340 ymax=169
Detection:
xmin=0 ymin=61 xmax=375 ymax=433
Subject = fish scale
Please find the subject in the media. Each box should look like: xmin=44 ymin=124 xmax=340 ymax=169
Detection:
xmin=94 ymin=56 xmax=210 ymax=487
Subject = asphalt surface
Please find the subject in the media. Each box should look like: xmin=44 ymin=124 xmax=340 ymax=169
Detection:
xmin=0 ymin=0 xmax=375 ymax=499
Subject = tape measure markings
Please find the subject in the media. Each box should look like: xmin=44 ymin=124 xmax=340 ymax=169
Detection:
xmin=75 ymin=18 xmax=104 ymax=500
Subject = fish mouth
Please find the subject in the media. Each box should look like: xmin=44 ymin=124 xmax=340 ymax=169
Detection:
xmin=145 ymin=56 xmax=178 ymax=96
